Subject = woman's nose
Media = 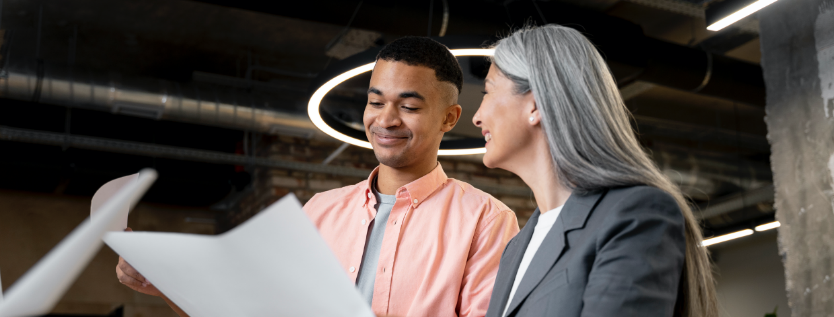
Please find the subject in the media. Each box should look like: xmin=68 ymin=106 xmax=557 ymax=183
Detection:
xmin=472 ymin=112 xmax=482 ymax=127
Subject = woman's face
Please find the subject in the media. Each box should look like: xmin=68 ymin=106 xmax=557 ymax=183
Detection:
xmin=472 ymin=64 xmax=538 ymax=170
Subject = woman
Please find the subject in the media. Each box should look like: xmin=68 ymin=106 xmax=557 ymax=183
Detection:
xmin=472 ymin=25 xmax=717 ymax=317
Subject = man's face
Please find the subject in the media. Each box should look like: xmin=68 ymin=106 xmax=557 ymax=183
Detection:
xmin=364 ymin=59 xmax=460 ymax=168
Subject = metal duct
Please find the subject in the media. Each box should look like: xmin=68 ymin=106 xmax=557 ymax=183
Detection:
xmin=0 ymin=125 xmax=534 ymax=197
xmin=654 ymin=149 xmax=772 ymax=200
xmin=0 ymin=68 xmax=771 ymax=190
xmin=191 ymin=0 xmax=766 ymax=107
xmin=634 ymin=115 xmax=771 ymax=152
xmin=697 ymin=184 xmax=774 ymax=219
xmin=0 ymin=70 xmax=324 ymax=140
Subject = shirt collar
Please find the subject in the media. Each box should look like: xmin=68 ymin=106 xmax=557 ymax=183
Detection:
xmin=362 ymin=163 xmax=449 ymax=208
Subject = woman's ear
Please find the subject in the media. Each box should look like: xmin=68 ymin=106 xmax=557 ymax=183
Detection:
xmin=525 ymin=93 xmax=540 ymax=126
xmin=528 ymin=110 xmax=540 ymax=126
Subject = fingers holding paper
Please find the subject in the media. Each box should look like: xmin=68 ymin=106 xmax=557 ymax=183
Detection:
xmin=115 ymin=227 xmax=163 ymax=297
xmin=117 ymin=256 xmax=161 ymax=296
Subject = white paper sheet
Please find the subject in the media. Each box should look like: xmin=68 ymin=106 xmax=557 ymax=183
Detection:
xmin=90 ymin=173 xmax=139 ymax=231
xmin=0 ymin=169 xmax=157 ymax=317
xmin=103 ymin=193 xmax=375 ymax=317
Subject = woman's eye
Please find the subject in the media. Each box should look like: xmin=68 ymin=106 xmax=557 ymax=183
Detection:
xmin=369 ymin=102 xmax=384 ymax=107
xmin=402 ymin=106 xmax=418 ymax=111
xmin=481 ymin=90 xmax=488 ymax=95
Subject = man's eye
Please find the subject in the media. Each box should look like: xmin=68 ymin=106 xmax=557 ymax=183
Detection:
xmin=369 ymin=102 xmax=384 ymax=106
xmin=481 ymin=90 xmax=488 ymax=95
xmin=402 ymin=106 xmax=418 ymax=111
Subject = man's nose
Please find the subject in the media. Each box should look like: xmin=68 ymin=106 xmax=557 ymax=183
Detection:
xmin=377 ymin=104 xmax=402 ymax=127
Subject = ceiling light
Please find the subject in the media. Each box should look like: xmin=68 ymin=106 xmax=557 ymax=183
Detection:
xmin=706 ymin=0 xmax=778 ymax=31
xmin=702 ymin=229 xmax=754 ymax=247
xmin=307 ymin=48 xmax=493 ymax=156
xmin=755 ymin=221 xmax=781 ymax=232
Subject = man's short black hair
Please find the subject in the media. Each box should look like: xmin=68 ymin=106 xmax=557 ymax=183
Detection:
xmin=376 ymin=37 xmax=463 ymax=94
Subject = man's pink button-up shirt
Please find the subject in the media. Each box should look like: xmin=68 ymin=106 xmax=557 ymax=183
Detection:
xmin=303 ymin=164 xmax=520 ymax=317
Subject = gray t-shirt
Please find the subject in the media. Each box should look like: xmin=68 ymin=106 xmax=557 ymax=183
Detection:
xmin=355 ymin=179 xmax=396 ymax=306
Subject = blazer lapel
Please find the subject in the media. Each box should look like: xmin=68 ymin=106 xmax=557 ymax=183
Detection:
xmin=488 ymin=209 xmax=540 ymax=317
xmin=504 ymin=190 xmax=607 ymax=316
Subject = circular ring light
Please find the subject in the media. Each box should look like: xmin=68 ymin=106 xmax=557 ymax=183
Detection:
xmin=308 ymin=48 xmax=495 ymax=156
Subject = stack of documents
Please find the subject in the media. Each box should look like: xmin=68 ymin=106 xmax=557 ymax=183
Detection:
xmin=104 ymin=194 xmax=375 ymax=317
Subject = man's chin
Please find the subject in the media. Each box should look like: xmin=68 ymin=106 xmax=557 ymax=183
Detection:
xmin=373 ymin=148 xmax=411 ymax=168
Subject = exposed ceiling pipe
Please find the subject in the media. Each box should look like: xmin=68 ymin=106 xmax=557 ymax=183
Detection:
xmin=190 ymin=0 xmax=766 ymax=107
xmin=0 ymin=124 xmax=367 ymax=178
xmin=0 ymin=64 xmax=771 ymax=171
xmin=622 ymin=0 xmax=760 ymax=34
xmin=696 ymin=184 xmax=774 ymax=219
xmin=0 ymin=70 xmax=325 ymax=140
xmin=0 ymin=70 xmax=771 ymax=201
xmin=0 ymin=121 xmax=775 ymax=218
xmin=654 ymin=150 xmax=771 ymax=201
xmin=0 ymin=125 xmax=535 ymax=197
xmin=634 ymin=115 xmax=770 ymax=152
xmin=244 ymin=65 xmax=318 ymax=80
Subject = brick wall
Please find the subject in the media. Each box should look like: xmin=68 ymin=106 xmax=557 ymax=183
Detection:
xmin=227 ymin=135 xmax=538 ymax=230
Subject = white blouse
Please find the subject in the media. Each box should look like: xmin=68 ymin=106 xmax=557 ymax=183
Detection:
xmin=502 ymin=205 xmax=564 ymax=316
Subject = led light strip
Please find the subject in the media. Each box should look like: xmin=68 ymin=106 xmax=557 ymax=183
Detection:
xmin=307 ymin=49 xmax=494 ymax=156
xmin=755 ymin=221 xmax=780 ymax=232
xmin=706 ymin=0 xmax=778 ymax=31
xmin=701 ymin=229 xmax=754 ymax=247
xmin=700 ymin=220 xmax=781 ymax=247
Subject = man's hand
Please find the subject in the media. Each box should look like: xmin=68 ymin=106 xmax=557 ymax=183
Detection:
xmin=114 ymin=228 xmax=190 ymax=317
xmin=115 ymin=227 xmax=162 ymax=297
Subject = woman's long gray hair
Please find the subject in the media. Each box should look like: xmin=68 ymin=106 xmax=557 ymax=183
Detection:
xmin=491 ymin=24 xmax=718 ymax=317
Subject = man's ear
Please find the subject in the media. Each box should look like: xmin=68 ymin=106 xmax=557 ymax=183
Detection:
xmin=441 ymin=104 xmax=462 ymax=132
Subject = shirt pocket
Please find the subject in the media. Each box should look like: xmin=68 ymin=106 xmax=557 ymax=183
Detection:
xmin=527 ymin=268 xmax=569 ymax=303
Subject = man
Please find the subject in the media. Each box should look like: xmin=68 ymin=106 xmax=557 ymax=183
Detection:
xmin=116 ymin=37 xmax=519 ymax=317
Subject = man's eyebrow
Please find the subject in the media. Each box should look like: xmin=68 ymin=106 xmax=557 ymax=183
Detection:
xmin=368 ymin=87 xmax=383 ymax=95
xmin=399 ymin=91 xmax=425 ymax=101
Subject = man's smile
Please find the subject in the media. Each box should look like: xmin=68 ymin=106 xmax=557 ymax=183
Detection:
xmin=369 ymin=126 xmax=411 ymax=147
xmin=373 ymin=132 xmax=409 ymax=146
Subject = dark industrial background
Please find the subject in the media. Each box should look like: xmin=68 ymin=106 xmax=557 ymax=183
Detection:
xmin=0 ymin=0 xmax=800 ymax=316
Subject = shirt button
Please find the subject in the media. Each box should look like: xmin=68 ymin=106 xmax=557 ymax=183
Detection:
xmin=413 ymin=199 xmax=418 ymax=204
xmin=361 ymin=219 xmax=366 ymax=225
xmin=350 ymin=266 xmax=356 ymax=273
xmin=382 ymin=267 xmax=386 ymax=273
xmin=393 ymin=220 xmax=397 ymax=225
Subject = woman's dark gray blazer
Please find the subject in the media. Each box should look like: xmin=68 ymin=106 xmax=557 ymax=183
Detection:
xmin=486 ymin=186 xmax=686 ymax=317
